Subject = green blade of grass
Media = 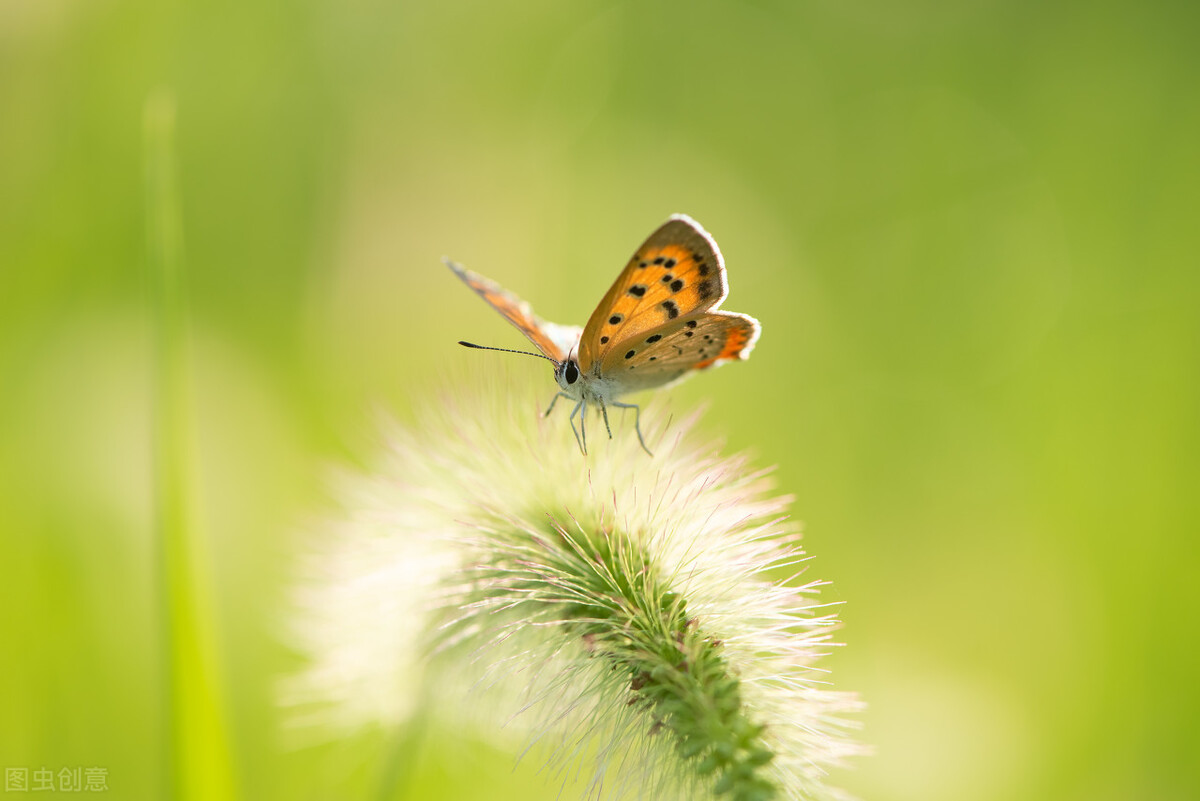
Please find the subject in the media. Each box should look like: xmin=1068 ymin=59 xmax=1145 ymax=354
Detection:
xmin=146 ymin=90 xmax=237 ymax=801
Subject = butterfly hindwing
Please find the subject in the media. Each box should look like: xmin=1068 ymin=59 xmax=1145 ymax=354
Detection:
xmin=598 ymin=310 xmax=761 ymax=392
xmin=444 ymin=258 xmax=573 ymax=362
xmin=578 ymin=215 xmax=728 ymax=372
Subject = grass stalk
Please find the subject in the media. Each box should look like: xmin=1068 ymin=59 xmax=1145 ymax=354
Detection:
xmin=146 ymin=90 xmax=237 ymax=801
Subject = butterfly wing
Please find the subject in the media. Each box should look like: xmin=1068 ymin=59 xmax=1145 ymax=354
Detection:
xmin=444 ymin=258 xmax=578 ymax=362
xmin=577 ymin=214 xmax=729 ymax=373
xmin=597 ymin=310 xmax=760 ymax=394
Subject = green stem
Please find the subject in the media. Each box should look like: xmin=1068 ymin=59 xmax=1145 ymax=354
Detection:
xmin=146 ymin=90 xmax=237 ymax=801
xmin=373 ymin=711 xmax=429 ymax=801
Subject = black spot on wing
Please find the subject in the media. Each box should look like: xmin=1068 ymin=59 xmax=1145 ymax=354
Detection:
xmin=661 ymin=300 xmax=679 ymax=319
xmin=624 ymin=350 xmax=636 ymax=359
xmin=628 ymin=284 xmax=647 ymax=297
xmin=646 ymin=334 xmax=662 ymax=343
xmin=697 ymin=280 xmax=714 ymax=300
xmin=670 ymin=279 xmax=684 ymax=292
xmin=609 ymin=314 xmax=623 ymax=325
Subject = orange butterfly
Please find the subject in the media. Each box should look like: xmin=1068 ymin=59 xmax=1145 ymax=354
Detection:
xmin=445 ymin=214 xmax=760 ymax=455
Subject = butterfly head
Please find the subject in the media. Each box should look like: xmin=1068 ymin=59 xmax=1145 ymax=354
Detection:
xmin=553 ymin=357 xmax=582 ymax=393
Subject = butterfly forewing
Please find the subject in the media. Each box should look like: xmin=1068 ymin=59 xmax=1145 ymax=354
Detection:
xmin=598 ymin=310 xmax=760 ymax=392
xmin=444 ymin=258 xmax=570 ymax=362
xmin=578 ymin=215 xmax=727 ymax=372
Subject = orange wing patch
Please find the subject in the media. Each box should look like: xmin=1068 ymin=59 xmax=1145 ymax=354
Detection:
xmin=600 ymin=243 xmax=722 ymax=336
xmin=696 ymin=314 xmax=757 ymax=369
xmin=579 ymin=216 xmax=727 ymax=372
xmin=444 ymin=258 xmax=567 ymax=362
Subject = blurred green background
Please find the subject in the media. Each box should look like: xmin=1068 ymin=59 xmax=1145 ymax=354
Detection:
xmin=2 ymin=0 xmax=1198 ymax=799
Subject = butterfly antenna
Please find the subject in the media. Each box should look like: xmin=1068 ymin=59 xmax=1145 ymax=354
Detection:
xmin=457 ymin=341 xmax=557 ymax=364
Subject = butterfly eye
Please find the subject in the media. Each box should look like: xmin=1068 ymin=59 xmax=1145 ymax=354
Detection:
xmin=564 ymin=361 xmax=579 ymax=384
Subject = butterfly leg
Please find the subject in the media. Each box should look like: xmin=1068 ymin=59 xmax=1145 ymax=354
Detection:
xmin=544 ymin=392 xmax=571 ymax=418
xmin=609 ymin=400 xmax=653 ymax=457
xmin=568 ymin=399 xmax=587 ymax=455
xmin=600 ymin=400 xmax=613 ymax=440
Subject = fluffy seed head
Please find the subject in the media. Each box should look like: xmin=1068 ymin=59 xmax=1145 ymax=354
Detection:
xmin=284 ymin=372 xmax=864 ymax=799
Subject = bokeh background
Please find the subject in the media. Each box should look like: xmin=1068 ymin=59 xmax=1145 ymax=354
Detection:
xmin=2 ymin=1 xmax=1198 ymax=799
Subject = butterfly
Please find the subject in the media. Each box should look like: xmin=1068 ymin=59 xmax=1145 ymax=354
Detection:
xmin=445 ymin=214 xmax=760 ymax=455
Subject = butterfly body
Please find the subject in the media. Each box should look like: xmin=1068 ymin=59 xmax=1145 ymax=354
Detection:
xmin=448 ymin=214 xmax=760 ymax=454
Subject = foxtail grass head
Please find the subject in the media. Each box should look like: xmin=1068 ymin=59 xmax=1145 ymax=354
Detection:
xmin=284 ymin=375 xmax=864 ymax=800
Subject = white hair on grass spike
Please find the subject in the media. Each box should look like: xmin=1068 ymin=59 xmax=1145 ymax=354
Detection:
xmin=284 ymin=372 xmax=865 ymax=800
